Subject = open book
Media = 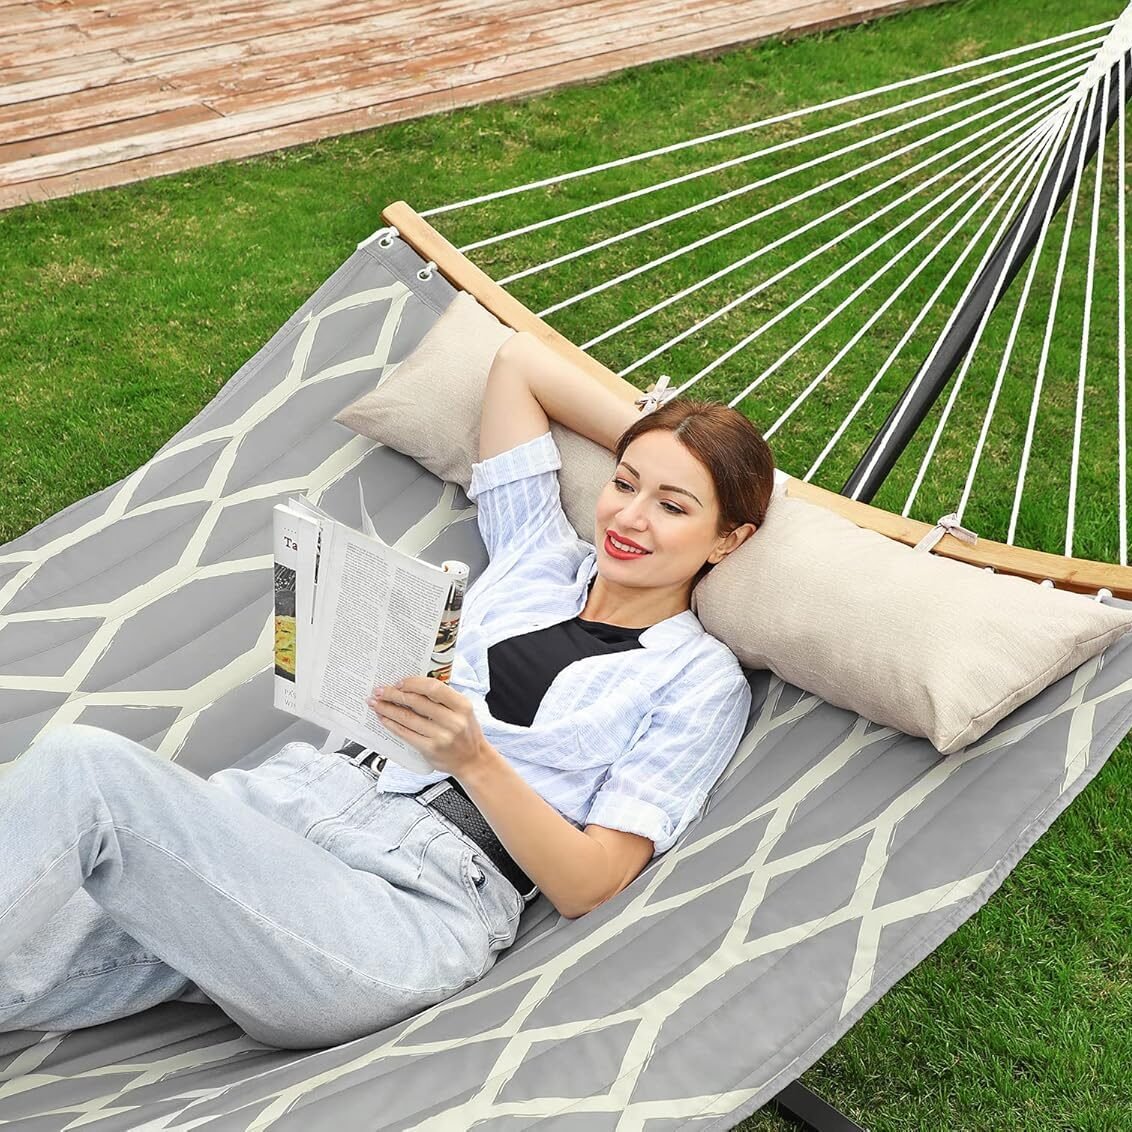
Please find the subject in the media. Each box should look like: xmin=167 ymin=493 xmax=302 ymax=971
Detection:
xmin=272 ymin=485 xmax=468 ymax=775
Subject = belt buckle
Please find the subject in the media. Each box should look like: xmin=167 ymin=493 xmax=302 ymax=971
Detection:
xmin=417 ymin=779 xmax=454 ymax=804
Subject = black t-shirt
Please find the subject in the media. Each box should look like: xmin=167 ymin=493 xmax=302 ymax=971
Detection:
xmin=486 ymin=615 xmax=646 ymax=727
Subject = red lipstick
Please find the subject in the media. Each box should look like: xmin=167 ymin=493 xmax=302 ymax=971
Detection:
xmin=604 ymin=531 xmax=651 ymax=560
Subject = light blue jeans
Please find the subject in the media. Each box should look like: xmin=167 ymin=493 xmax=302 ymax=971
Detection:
xmin=0 ymin=724 xmax=524 ymax=1048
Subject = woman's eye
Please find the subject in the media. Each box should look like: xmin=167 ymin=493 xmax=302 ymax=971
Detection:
xmin=613 ymin=479 xmax=684 ymax=515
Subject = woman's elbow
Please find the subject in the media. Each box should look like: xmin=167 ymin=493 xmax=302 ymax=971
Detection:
xmin=490 ymin=332 xmax=532 ymax=379
xmin=558 ymin=898 xmax=602 ymax=921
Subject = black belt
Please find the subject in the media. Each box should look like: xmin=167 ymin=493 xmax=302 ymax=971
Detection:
xmin=341 ymin=747 xmax=537 ymax=902
xmin=413 ymin=778 xmax=538 ymax=902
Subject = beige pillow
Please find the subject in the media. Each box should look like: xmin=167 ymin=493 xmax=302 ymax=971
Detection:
xmin=692 ymin=491 xmax=1132 ymax=752
xmin=335 ymin=291 xmax=614 ymax=542
xmin=335 ymin=291 xmax=1132 ymax=754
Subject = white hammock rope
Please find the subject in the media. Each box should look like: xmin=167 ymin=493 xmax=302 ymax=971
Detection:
xmin=534 ymin=63 xmax=1082 ymax=323
xmin=524 ymin=53 xmax=1090 ymax=303
xmin=595 ymin=85 xmax=1065 ymax=366
xmin=629 ymin=100 xmax=1063 ymax=394
xmin=761 ymin=124 xmax=1057 ymax=439
xmin=691 ymin=114 xmax=1058 ymax=400
xmin=899 ymin=93 xmax=1090 ymax=520
xmin=805 ymin=114 xmax=1063 ymax=483
xmin=415 ymin=14 xmax=1131 ymax=565
xmin=421 ymin=22 xmax=1115 ymax=217
xmin=460 ymin=39 xmax=1099 ymax=258
xmin=1006 ymin=89 xmax=1100 ymax=548
xmin=953 ymin=86 xmax=1097 ymax=539
xmin=1068 ymin=70 xmax=1112 ymax=559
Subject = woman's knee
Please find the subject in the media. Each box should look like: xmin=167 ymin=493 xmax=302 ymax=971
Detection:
xmin=25 ymin=724 xmax=149 ymax=786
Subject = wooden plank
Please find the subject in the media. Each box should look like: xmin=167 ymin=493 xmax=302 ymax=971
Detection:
xmin=0 ymin=51 xmax=128 ymax=98
xmin=22 ymin=0 xmax=423 ymax=64
xmin=4 ymin=0 xmax=833 ymax=181
xmin=175 ymin=0 xmax=717 ymax=100
xmin=0 ymin=24 xmax=92 ymax=70
xmin=0 ymin=0 xmax=945 ymax=204
xmin=784 ymin=479 xmax=1132 ymax=599
xmin=0 ymin=0 xmax=938 ymax=208
xmin=0 ymin=76 xmax=207 ymax=146
xmin=0 ymin=0 xmax=559 ymax=101
xmin=0 ymin=0 xmax=599 ymax=148
xmin=0 ymin=0 xmax=784 ymax=183
xmin=117 ymin=0 xmax=560 ymax=64
xmin=384 ymin=199 xmax=644 ymax=401
xmin=0 ymin=104 xmax=222 ymax=168
xmin=2 ymin=3 xmax=80 ymax=34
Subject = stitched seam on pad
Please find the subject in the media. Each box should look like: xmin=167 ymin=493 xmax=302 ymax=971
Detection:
xmin=690 ymin=706 xmax=1132 ymax=1132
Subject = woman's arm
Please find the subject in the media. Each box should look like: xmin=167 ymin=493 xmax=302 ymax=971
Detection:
xmin=370 ymin=677 xmax=653 ymax=919
xmin=459 ymin=740 xmax=655 ymax=920
xmin=479 ymin=332 xmax=643 ymax=463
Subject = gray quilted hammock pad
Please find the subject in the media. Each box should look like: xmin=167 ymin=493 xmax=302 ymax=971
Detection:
xmin=2 ymin=239 xmax=1131 ymax=1132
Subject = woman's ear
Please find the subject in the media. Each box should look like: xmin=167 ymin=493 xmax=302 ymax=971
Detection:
xmin=707 ymin=522 xmax=757 ymax=564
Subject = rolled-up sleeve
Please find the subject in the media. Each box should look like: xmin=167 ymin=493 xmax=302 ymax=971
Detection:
xmin=468 ymin=431 xmax=579 ymax=561
xmin=585 ymin=654 xmax=752 ymax=857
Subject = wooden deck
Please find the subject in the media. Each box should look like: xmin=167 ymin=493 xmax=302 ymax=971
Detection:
xmin=1 ymin=0 xmax=938 ymax=211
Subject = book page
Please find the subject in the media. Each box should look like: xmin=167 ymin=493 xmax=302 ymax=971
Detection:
xmin=304 ymin=523 xmax=452 ymax=774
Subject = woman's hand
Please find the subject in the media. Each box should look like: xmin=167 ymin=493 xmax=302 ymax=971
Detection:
xmin=367 ymin=678 xmax=489 ymax=777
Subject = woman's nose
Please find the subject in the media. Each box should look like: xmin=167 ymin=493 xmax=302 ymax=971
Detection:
xmin=618 ymin=500 xmax=649 ymax=529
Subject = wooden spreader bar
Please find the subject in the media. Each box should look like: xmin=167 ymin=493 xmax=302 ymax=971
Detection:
xmin=382 ymin=200 xmax=1132 ymax=602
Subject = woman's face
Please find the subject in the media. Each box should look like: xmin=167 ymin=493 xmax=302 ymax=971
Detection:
xmin=594 ymin=430 xmax=730 ymax=589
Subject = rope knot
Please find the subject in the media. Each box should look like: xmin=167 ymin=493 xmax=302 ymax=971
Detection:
xmin=635 ymin=374 xmax=677 ymax=415
xmin=913 ymin=512 xmax=978 ymax=554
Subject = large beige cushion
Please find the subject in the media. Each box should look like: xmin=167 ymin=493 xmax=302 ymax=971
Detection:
xmin=335 ymin=292 xmax=615 ymax=543
xmin=335 ymin=291 xmax=1132 ymax=754
xmin=691 ymin=492 xmax=1132 ymax=752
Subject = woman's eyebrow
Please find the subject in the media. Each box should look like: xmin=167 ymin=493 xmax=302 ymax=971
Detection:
xmin=618 ymin=461 xmax=703 ymax=507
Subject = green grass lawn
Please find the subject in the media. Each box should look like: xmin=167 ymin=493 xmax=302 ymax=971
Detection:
xmin=2 ymin=0 xmax=1130 ymax=1127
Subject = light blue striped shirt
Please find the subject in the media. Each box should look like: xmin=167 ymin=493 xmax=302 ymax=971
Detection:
xmin=378 ymin=431 xmax=752 ymax=856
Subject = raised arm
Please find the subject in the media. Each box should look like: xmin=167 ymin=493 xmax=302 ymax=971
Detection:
xmin=478 ymin=332 xmax=643 ymax=462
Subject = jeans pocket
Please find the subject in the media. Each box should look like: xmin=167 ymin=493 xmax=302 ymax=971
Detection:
xmin=459 ymin=846 xmax=521 ymax=949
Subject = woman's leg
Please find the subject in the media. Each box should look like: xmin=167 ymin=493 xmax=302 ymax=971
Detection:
xmin=0 ymin=724 xmax=517 ymax=1048
xmin=0 ymin=888 xmax=198 ymax=1034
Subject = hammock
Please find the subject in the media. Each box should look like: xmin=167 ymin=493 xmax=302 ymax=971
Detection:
xmin=2 ymin=10 xmax=1131 ymax=1131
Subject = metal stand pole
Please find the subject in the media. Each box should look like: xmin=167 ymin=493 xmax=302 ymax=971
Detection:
xmin=840 ymin=51 xmax=1131 ymax=504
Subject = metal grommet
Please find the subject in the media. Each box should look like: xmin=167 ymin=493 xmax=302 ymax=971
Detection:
xmin=377 ymin=225 xmax=399 ymax=249
xmin=417 ymin=259 xmax=437 ymax=281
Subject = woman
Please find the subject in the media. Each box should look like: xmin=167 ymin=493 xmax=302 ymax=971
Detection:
xmin=0 ymin=332 xmax=774 ymax=1050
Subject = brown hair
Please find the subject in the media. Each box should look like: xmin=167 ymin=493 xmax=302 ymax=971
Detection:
xmin=614 ymin=399 xmax=775 ymax=580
